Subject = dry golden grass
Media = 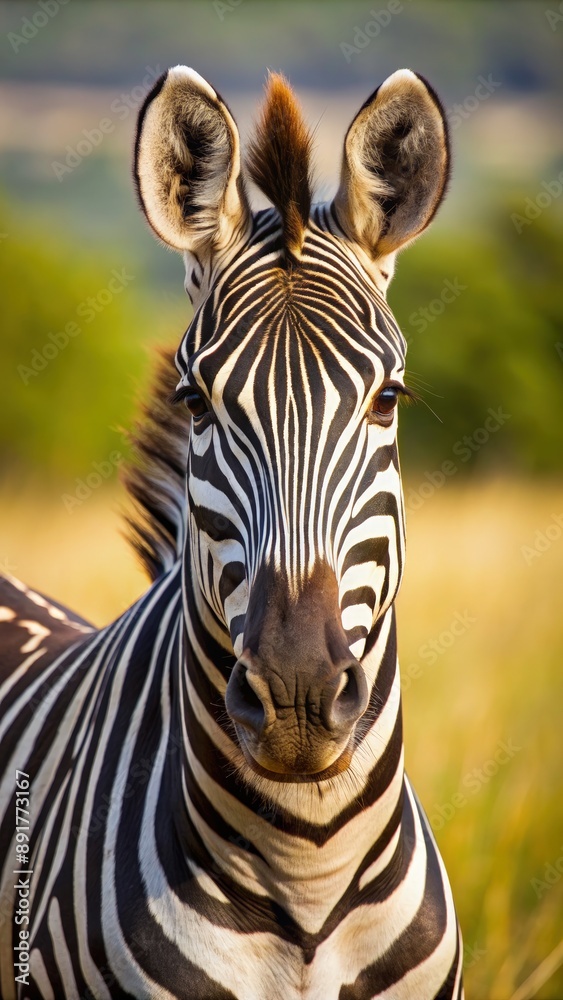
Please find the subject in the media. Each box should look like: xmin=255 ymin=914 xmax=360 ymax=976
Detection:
xmin=1 ymin=476 xmax=562 ymax=998
xmin=398 ymin=476 xmax=563 ymax=999
xmin=0 ymin=485 xmax=146 ymax=625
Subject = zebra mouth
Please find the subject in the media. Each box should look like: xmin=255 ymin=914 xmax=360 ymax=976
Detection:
xmin=235 ymin=729 xmax=354 ymax=783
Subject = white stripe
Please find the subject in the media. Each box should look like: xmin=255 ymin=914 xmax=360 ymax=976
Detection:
xmin=48 ymin=898 xmax=79 ymax=999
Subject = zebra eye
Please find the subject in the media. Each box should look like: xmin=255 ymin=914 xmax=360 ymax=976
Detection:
xmin=184 ymin=390 xmax=208 ymax=417
xmin=372 ymin=386 xmax=400 ymax=417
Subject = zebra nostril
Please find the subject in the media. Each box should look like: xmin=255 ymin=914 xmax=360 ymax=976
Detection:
xmin=328 ymin=663 xmax=368 ymax=733
xmin=335 ymin=669 xmax=353 ymax=700
xmin=225 ymin=661 xmax=267 ymax=738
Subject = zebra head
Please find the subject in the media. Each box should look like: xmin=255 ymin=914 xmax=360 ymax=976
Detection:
xmin=134 ymin=67 xmax=449 ymax=781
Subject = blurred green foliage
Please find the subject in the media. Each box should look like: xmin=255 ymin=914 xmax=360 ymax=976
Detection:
xmin=0 ymin=203 xmax=190 ymax=483
xmin=393 ymin=202 xmax=563 ymax=475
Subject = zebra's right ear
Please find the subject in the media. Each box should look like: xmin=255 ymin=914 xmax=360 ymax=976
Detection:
xmin=134 ymin=66 xmax=251 ymax=258
xmin=333 ymin=69 xmax=450 ymax=259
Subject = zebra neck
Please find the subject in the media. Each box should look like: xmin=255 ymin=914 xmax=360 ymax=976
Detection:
xmin=177 ymin=576 xmax=406 ymax=927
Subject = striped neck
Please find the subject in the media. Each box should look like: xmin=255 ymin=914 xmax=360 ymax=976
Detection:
xmin=175 ymin=561 xmax=406 ymax=930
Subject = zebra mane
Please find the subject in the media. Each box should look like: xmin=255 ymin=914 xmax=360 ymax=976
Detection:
xmin=122 ymin=347 xmax=189 ymax=582
xmin=247 ymin=72 xmax=313 ymax=260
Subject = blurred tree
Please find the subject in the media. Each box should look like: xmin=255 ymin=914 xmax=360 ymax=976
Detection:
xmin=392 ymin=201 xmax=563 ymax=475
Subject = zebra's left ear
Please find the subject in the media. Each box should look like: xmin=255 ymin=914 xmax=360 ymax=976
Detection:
xmin=333 ymin=70 xmax=450 ymax=258
xmin=134 ymin=66 xmax=251 ymax=259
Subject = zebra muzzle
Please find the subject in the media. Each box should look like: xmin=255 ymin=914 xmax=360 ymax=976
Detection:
xmin=225 ymin=654 xmax=368 ymax=781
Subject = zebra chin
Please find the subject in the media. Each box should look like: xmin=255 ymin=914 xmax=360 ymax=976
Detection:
xmin=233 ymin=726 xmax=356 ymax=783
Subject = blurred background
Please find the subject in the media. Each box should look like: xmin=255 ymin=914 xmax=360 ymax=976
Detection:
xmin=0 ymin=1 xmax=562 ymax=996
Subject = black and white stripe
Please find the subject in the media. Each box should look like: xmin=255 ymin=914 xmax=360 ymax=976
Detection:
xmin=0 ymin=66 xmax=463 ymax=999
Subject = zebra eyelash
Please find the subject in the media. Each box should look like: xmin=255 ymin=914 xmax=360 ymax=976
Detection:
xmin=373 ymin=382 xmax=420 ymax=405
xmin=170 ymin=384 xmax=211 ymax=421
xmin=170 ymin=384 xmax=209 ymax=406
xmin=396 ymin=383 xmax=419 ymax=404
xmin=170 ymin=386 xmax=195 ymax=406
xmin=366 ymin=381 xmax=419 ymax=426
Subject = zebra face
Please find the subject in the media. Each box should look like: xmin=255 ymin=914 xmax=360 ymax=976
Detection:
xmin=135 ymin=67 xmax=449 ymax=778
xmin=176 ymin=233 xmax=409 ymax=776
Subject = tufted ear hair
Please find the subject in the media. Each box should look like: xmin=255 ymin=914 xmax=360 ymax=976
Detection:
xmin=333 ymin=69 xmax=450 ymax=259
xmin=134 ymin=66 xmax=251 ymax=258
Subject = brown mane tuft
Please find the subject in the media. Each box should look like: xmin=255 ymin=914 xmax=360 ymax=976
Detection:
xmin=247 ymin=72 xmax=313 ymax=259
xmin=122 ymin=347 xmax=189 ymax=582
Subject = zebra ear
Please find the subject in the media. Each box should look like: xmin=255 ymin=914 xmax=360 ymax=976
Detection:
xmin=134 ymin=66 xmax=251 ymax=256
xmin=333 ymin=69 xmax=450 ymax=258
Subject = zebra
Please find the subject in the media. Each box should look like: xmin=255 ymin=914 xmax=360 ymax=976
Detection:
xmin=0 ymin=66 xmax=464 ymax=998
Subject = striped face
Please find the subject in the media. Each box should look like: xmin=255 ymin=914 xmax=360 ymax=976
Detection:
xmin=174 ymin=210 xmax=409 ymax=777
xmin=134 ymin=65 xmax=450 ymax=779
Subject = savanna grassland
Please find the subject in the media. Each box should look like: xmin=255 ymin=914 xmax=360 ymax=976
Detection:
xmin=2 ymin=476 xmax=562 ymax=999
